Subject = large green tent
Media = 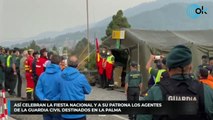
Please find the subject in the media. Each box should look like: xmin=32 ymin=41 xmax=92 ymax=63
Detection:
xmin=102 ymin=28 xmax=213 ymax=89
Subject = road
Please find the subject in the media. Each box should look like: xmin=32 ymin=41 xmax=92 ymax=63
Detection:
xmin=8 ymin=86 xmax=129 ymax=120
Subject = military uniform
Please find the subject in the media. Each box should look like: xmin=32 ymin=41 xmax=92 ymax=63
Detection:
xmin=137 ymin=75 xmax=213 ymax=120
xmin=0 ymin=53 xmax=5 ymax=89
xmin=15 ymin=55 xmax=22 ymax=97
xmin=5 ymin=54 xmax=17 ymax=95
xmin=148 ymin=68 xmax=168 ymax=84
xmin=126 ymin=70 xmax=142 ymax=120
xmin=137 ymin=45 xmax=213 ymax=120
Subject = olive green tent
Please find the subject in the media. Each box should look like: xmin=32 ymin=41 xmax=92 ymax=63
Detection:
xmin=102 ymin=29 xmax=213 ymax=89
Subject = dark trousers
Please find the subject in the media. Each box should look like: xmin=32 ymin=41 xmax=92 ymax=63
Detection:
xmin=63 ymin=116 xmax=86 ymax=120
xmin=5 ymin=71 xmax=17 ymax=94
xmin=107 ymin=73 xmax=114 ymax=89
xmin=33 ymin=77 xmax=39 ymax=101
xmin=100 ymin=70 xmax=107 ymax=88
xmin=127 ymin=87 xmax=140 ymax=120
xmin=17 ymin=70 xmax=22 ymax=97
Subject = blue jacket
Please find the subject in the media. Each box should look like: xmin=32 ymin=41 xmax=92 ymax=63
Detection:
xmin=36 ymin=64 xmax=61 ymax=101
xmin=60 ymin=67 xmax=92 ymax=119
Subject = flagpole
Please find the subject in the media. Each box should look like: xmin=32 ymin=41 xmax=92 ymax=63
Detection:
xmin=86 ymin=0 xmax=90 ymax=63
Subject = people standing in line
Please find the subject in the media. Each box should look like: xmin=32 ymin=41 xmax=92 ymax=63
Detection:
xmin=14 ymin=49 xmax=22 ymax=97
xmin=32 ymin=51 xmax=40 ymax=100
xmin=20 ymin=50 xmax=28 ymax=99
xmin=36 ymin=54 xmax=62 ymax=120
xmin=105 ymin=50 xmax=115 ymax=90
xmin=0 ymin=47 xmax=5 ymax=90
xmin=25 ymin=49 xmax=34 ymax=100
xmin=137 ymin=45 xmax=213 ymax=120
xmin=59 ymin=55 xmax=91 ymax=120
xmin=125 ymin=61 xmax=143 ymax=120
xmin=5 ymin=49 xmax=17 ymax=96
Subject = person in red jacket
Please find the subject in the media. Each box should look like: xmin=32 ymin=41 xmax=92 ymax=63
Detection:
xmin=25 ymin=49 xmax=34 ymax=100
xmin=100 ymin=47 xmax=108 ymax=89
xmin=36 ymin=48 xmax=48 ymax=77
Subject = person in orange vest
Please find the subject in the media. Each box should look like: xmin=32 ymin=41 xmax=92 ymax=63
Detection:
xmin=207 ymin=66 xmax=213 ymax=82
xmin=106 ymin=50 xmax=115 ymax=90
xmin=199 ymin=68 xmax=213 ymax=89
xmin=25 ymin=49 xmax=34 ymax=100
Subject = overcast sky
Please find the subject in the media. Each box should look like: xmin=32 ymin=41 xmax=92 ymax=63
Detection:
xmin=0 ymin=0 xmax=153 ymax=42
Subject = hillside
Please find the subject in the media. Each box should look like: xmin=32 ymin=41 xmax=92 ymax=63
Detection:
xmin=10 ymin=1 xmax=213 ymax=48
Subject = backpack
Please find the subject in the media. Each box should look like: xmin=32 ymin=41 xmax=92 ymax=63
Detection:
xmin=152 ymin=76 xmax=210 ymax=120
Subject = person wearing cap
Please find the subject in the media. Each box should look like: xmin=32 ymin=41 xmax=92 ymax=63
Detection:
xmin=25 ymin=49 xmax=34 ymax=100
xmin=125 ymin=61 xmax=143 ymax=120
xmin=35 ymin=48 xmax=48 ymax=78
xmin=137 ymin=45 xmax=213 ymax=120
xmin=146 ymin=55 xmax=168 ymax=86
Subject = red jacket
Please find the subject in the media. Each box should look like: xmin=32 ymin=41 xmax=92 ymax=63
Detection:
xmin=36 ymin=57 xmax=47 ymax=77
xmin=25 ymin=55 xmax=34 ymax=73
xmin=105 ymin=55 xmax=114 ymax=80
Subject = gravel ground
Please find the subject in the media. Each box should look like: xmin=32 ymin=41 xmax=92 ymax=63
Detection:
xmin=8 ymin=86 xmax=129 ymax=120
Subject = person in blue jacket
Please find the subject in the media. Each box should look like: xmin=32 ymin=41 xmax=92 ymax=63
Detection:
xmin=59 ymin=56 xmax=92 ymax=120
xmin=36 ymin=54 xmax=62 ymax=120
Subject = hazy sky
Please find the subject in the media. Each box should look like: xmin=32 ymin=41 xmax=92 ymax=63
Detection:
xmin=0 ymin=0 xmax=153 ymax=42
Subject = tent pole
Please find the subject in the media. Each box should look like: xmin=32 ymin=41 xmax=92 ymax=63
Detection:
xmin=138 ymin=40 xmax=140 ymax=71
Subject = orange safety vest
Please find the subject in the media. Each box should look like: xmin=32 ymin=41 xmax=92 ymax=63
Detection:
xmin=200 ymin=78 xmax=213 ymax=89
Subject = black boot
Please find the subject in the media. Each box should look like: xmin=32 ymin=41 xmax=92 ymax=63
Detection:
xmin=107 ymin=86 xmax=114 ymax=90
xmin=27 ymin=92 xmax=32 ymax=101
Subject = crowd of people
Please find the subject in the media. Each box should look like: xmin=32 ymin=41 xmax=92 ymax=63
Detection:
xmin=135 ymin=45 xmax=213 ymax=120
xmin=0 ymin=47 xmax=91 ymax=120
xmin=96 ymin=45 xmax=213 ymax=120
xmin=1 ymin=44 xmax=213 ymax=120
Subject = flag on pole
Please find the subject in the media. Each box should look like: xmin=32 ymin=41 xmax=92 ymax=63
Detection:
xmin=96 ymin=38 xmax=100 ymax=63
xmin=96 ymin=38 xmax=104 ymax=75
